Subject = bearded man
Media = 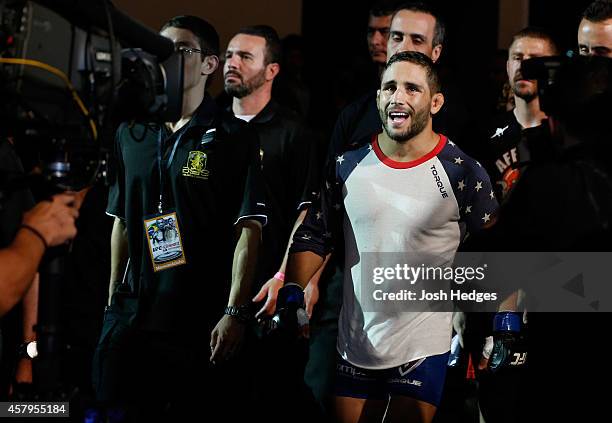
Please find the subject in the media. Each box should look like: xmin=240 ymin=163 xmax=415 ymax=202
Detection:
xmin=479 ymin=27 xmax=559 ymax=200
xmin=260 ymin=51 xmax=498 ymax=423
xmin=223 ymin=25 xmax=321 ymax=423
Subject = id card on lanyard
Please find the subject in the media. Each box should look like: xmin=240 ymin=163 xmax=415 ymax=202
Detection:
xmin=143 ymin=128 xmax=186 ymax=272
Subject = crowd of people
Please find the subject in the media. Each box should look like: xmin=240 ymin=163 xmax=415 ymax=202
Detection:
xmin=1 ymin=0 xmax=611 ymax=422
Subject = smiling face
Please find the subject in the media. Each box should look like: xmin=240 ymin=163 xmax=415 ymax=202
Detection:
xmin=578 ymin=17 xmax=612 ymax=57
xmin=377 ymin=60 xmax=441 ymax=143
xmin=507 ymin=36 xmax=556 ymax=102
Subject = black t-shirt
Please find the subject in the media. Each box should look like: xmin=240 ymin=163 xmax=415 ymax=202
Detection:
xmin=469 ymin=142 xmax=612 ymax=415
xmin=106 ymin=96 xmax=266 ymax=333
xmin=477 ymin=110 xmax=524 ymax=200
xmin=483 ymin=144 xmax=612 ymax=251
xmin=242 ymin=100 xmax=319 ymax=277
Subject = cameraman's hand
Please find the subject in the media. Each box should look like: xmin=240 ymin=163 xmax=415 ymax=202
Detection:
xmin=14 ymin=357 xmax=32 ymax=384
xmin=252 ymin=276 xmax=284 ymax=318
xmin=22 ymin=192 xmax=84 ymax=247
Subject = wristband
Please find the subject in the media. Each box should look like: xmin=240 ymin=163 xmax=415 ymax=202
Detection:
xmin=224 ymin=305 xmax=251 ymax=324
xmin=274 ymin=271 xmax=285 ymax=282
xmin=20 ymin=224 xmax=48 ymax=250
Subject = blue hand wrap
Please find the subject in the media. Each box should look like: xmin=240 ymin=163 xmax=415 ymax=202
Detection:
xmin=493 ymin=312 xmax=521 ymax=332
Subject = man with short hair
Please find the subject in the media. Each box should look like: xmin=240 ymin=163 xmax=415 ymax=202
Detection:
xmin=328 ymin=2 xmax=448 ymax=160
xmin=223 ymin=24 xmax=320 ymax=422
xmin=93 ymin=15 xmax=266 ymax=420
xmin=223 ymin=25 xmax=318 ymax=318
xmin=276 ymin=5 xmax=450 ymax=416
xmin=480 ymin=27 xmax=559 ymax=200
xmin=578 ymin=0 xmax=612 ymax=58
xmin=467 ymin=27 xmax=559 ymax=423
xmin=474 ymin=55 xmax=612 ymax=422
xmin=366 ymin=1 xmax=396 ymax=78
xmin=274 ymin=51 xmax=497 ymax=423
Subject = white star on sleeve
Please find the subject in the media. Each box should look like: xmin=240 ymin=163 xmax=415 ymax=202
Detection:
xmin=302 ymin=233 xmax=311 ymax=240
xmin=315 ymin=211 xmax=322 ymax=220
xmin=336 ymin=155 xmax=345 ymax=164
xmin=448 ymin=140 xmax=456 ymax=146
xmin=482 ymin=213 xmax=491 ymax=223
xmin=475 ymin=181 xmax=483 ymax=192
xmin=368 ymin=144 xmax=373 ymax=151
xmin=489 ymin=190 xmax=495 ymax=199
xmin=465 ymin=205 xmax=472 ymax=214
xmin=454 ymin=157 xmax=464 ymax=165
xmin=458 ymin=180 xmax=466 ymax=191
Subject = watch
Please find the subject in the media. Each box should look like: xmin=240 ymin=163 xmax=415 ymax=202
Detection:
xmin=17 ymin=341 xmax=38 ymax=359
xmin=224 ymin=305 xmax=252 ymax=324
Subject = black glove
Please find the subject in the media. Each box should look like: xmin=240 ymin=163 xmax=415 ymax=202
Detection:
xmin=268 ymin=283 xmax=309 ymax=339
xmin=488 ymin=312 xmax=527 ymax=372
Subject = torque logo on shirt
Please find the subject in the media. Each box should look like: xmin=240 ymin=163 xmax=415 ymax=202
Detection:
xmin=182 ymin=151 xmax=209 ymax=179
xmin=430 ymin=165 xmax=449 ymax=198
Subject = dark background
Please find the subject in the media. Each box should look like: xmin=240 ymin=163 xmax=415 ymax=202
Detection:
xmin=1 ymin=0 xmax=601 ymax=413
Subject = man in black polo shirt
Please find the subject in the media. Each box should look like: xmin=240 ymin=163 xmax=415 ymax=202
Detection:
xmin=223 ymin=25 xmax=318 ymax=316
xmin=93 ymin=16 xmax=266 ymax=420
xmin=222 ymin=24 xmax=320 ymax=421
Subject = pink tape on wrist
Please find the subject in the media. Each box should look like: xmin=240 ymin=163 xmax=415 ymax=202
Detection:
xmin=274 ymin=272 xmax=285 ymax=282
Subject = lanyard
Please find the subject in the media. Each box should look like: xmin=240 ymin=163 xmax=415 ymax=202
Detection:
xmin=157 ymin=127 xmax=184 ymax=214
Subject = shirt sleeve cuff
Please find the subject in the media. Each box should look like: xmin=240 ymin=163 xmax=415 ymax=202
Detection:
xmin=105 ymin=211 xmax=125 ymax=220
xmin=234 ymin=214 xmax=268 ymax=227
xmin=296 ymin=201 xmax=312 ymax=211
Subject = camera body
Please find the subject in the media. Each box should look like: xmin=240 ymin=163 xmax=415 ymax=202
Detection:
xmin=521 ymin=55 xmax=611 ymax=130
xmin=519 ymin=55 xmax=611 ymax=155
xmin=0 ymin=0 xmax=184 ymax=190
